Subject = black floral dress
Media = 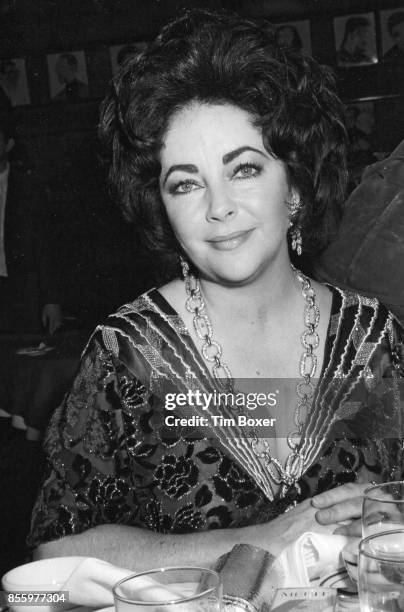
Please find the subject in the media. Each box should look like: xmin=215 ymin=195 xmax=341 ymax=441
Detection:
xmin=28 ymin=286 xmax=404 ymax=547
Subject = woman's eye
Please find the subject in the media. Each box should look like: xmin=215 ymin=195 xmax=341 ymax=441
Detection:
xmin=169 ymin=180 xmax=200 ymax=195
xmin=234 ymin=163 xmax=261 ymax=179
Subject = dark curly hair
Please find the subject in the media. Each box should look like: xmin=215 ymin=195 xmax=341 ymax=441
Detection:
xmin=99 ymin=9 xmax=347 ymax=264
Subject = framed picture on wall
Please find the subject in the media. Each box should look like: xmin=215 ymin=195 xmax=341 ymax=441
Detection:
xmin=0 ymin=58 xmax=31 ymax=106
xmin=47 ymin=50 xmax=89 ymax=102
xmin=274 ymin=20 xmax=312 ymax=55
xmin=334 ymin=13 xmax=378 ymax=67
xmin=109 ymin=42 xmax=148 ymax=78
xmin=380 ymin=9 xmax=404 ymax=63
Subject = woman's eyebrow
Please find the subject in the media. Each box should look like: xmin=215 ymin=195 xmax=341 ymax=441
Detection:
xmin=162 ymin=163 xmax=198 ymax=186
xmin=222 ymin=146 xmax=268 ymax=164
xmin=162 ymin=146 xmax=267 ymax=185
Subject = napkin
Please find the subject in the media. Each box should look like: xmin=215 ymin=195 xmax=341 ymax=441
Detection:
xmin=61 ymin=558 xmax=185 ymax=607
xmin=61 ymin=558 xmax=130 ymax=607
xmin=276 ymin=532 xmax=350 ymax=586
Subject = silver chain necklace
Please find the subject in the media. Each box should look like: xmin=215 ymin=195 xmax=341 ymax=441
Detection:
xmin=184 ymin=266 xmax=320 ymax=494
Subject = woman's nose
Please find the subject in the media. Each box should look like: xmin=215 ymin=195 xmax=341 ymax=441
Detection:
xmin=206 ymin=185 xmax=237 ymax=222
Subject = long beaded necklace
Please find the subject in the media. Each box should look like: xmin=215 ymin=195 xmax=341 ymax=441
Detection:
xmin=184 ymin=266 xmax=320 ymax=494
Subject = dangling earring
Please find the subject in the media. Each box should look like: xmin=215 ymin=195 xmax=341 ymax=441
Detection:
xmin=291 ymin=227 xmax=303 ymax=256
xmin=289 ymin=193 xmax=303 ymax=256
xmin=180 ymin=254 xmax=190 ymax=280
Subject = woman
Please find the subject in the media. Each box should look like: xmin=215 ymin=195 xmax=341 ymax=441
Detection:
xmin=29 ymin=10 xmax=403 ymax=569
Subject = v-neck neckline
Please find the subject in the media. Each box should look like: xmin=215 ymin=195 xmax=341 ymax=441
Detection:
xmin=140 ymin=284 xmax=342 ymax=501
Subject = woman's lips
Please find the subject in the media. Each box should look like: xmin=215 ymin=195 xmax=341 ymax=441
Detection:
xmin=208 ymin=229 xmax=253 ymax=251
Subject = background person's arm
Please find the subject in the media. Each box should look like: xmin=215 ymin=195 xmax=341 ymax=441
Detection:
xmin=316 ymin=138 xmax=404 ymax=326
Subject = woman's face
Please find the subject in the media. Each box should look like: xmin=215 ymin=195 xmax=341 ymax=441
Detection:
xmin=159 ymin=102 xmax=294 ymax=286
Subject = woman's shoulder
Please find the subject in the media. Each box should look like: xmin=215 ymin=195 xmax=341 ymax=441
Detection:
xmin=114 ymin=287 xmax=169 ymax=316
xmin=324 ymin=282 xmax=404 ymax=343
xmin=325 ymin=281 xmax=389 ymax=314
xmin=84 ymin=287 xmax=185 ymax=359
xmin=316 ymin=282 xmax=403 ymax=378
xmin=102 ymin=287 xmax=177 ymax=327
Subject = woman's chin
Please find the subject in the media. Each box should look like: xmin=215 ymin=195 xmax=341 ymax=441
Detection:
xmin=203 ymin=264 xmax=264 ymax=287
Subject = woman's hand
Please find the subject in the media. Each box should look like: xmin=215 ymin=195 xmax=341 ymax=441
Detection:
xmin=247 ymin=497 xmax=341 ymax=556
xmin=311 ymin=482 xmax=370 ymax=537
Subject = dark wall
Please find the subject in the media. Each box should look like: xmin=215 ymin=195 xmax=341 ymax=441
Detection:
xmin=4 ymin=0 xmax=404 ymax=167
xmin=2 ymin=0 xmax=403 ymax=322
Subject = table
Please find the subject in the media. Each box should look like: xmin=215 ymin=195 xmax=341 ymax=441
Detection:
xmin=0 ymin=329 xmax=89 ymax=437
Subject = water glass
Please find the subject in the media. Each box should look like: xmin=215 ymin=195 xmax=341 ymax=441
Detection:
xmin=362 ymin=481 xmax=404 ymax=537
xmin=359 ymin=529 xmax=404 ymax=612
xmin=113 ymin=567 xmax=222 ymax=611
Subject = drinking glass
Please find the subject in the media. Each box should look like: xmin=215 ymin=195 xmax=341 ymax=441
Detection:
xmin=362 ymin=482 xmax=404 ymax=537
xmin=113 ymin=567 xmax=222 ymax=611
xmin=359 ymin=529 xmax=404 ymax=612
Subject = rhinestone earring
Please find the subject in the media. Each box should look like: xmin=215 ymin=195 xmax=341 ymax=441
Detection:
xmin=289 ymin=192 xmax=302 ymax=218
xmin=180 ymin=255 xmax=190 ymax=280
xmin=291 ymin=227 xmax=303 ymax=256
xmin=289 ymin=192 xmax=303 ymax=256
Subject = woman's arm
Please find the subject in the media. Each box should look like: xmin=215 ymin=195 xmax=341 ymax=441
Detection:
xmin=33 ymin=496 xmax=344 ymax=570
xmin=34 ymin=523 xmax=264 ymax=570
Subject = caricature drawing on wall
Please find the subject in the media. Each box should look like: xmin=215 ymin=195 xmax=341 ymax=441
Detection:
xmin=0 ymin=58 xmax=30 ymax=106
xmin=334 ymin=13 xmax=378 ymax=67
xmin=47 ymin=51 xmax=89 ymax=102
